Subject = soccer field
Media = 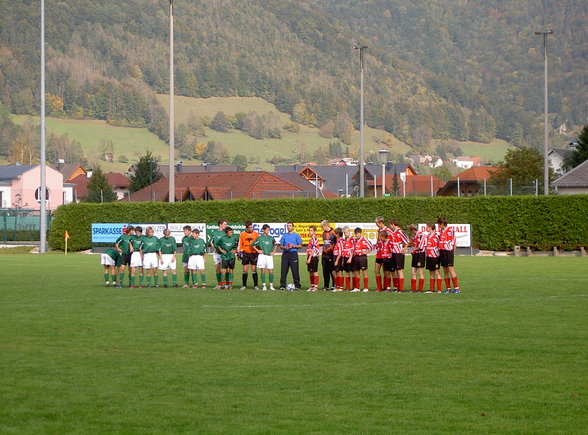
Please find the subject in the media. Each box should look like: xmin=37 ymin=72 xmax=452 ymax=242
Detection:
xmin=1 ymin=253 xmax=586 ymax=433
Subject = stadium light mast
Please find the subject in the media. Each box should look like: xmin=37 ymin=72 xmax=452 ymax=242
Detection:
xmin=378 ymin=149 xmax=389 ymax=197
xmin=353 ymin=45 xmax=368 ymax=197
xmin=168 ymin=0 xmax=175 ymax=202
xmin=39 ymin=0 xmax=47 ymax=253
xmin=535 ymin=29 xmax=553 ymax=195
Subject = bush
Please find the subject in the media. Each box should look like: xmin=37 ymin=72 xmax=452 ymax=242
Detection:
xmin=48 ymin=196 xmax=588 ymax=251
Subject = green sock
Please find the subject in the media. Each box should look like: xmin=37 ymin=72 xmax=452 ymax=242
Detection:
xmin=269 ymin=273 xmax=274 ymax=283
xmin=104 ymin=273 xmax=109 ymax=283
xmin=261 ymin=273 xmax=266 ymax=284
xmin=154 ymin=275 xmax=159 ymax=286
xmin=111 ymin=274 xmax=117 ymax=284
xmin=146 ymin=276 xmax=152 ymax=286
xmin=216 ymin=272 xmax=222 ymax=284
xmin=184 ymin=272 xmax=190 ymax=285
xmin=229 ymin=272 xmax=234 ymax=285
xmin=201 ymin=274 xmax=206 ymax=286
xmin=172 ymin=274 xmax=177 ymax=286
xmin=119 ymin=273 xmax=124 ymax=285
xmin=130 ymin=276 xmax=135 ymax=286
xmin=139 ymin=275 xmax=144 ymax=286
xmin=163 ymin=276 xmax=169 ymax=286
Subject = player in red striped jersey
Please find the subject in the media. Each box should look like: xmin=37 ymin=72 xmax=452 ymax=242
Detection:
xmin=425 ymin=222 xmax=442 ymax=293
xmin=377 ymin=230 xmax=395 ymax=291
xmin=408 ymin=224 xmax=427 ymax=292
xmin=332 ymin=227 xmax=345 ymax=291
xmin=306 ymin=225 xmax=321 ymax=292
xmin=340 ymin=227 xmax=355 ymax=291
xmin=389 ymin=218 xmax=410 ymax=292
xmin=437 ymin=217 xmax=460 ymax=294
xmin=374 ymin=216 xmax=394 ymax=292
xmin=351 ymin=227 xmax=373 ymax=292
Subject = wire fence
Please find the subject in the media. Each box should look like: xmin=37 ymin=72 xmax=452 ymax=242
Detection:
xmin=0 ymin=209 xmax=52 ymax=243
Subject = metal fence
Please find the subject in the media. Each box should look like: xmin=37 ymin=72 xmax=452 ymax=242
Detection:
xmin=0 ymin=209 xmax=52 ymax=243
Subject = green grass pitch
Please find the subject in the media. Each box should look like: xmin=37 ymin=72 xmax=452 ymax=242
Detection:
xmin=1 ymin=253 xmax=586 ymax=433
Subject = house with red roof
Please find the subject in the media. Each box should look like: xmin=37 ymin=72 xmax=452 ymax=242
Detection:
xmin=376 ymin=174 xmax=445 ymax=197
xmin=436 ymin=166 xmax=499 ymax=197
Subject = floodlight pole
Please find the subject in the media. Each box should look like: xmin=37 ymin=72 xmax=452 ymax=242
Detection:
xmin=168 ymin=0 xmax=175 ymax=202
xmin=535 ymin=30 xmax=553 ymax=195
xmin=40 ymin=0 xmax=47 ymax=253
xmin=353 ymin=45 xmax=368 ymax=197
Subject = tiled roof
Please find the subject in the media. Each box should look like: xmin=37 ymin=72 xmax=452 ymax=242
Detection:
xmin=553 ymin=159 xmax=588 ymax=187
xmin=0 ymin=165 xmax=37 ymax=181
xmin=105 ymin=173 xmax=130 ymax=188
xmin=450 ymin=166 xmax=499 ymax=181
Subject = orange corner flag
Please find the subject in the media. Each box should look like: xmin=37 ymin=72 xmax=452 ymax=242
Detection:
xmin=65 ymin=230 xmax=70 ymax=240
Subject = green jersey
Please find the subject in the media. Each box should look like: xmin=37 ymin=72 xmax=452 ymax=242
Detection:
xmin=159 ymin=236 xmax=177 ymax=254
xmin=210 ymin=229 xmax=226 ymax=253
xmin=115 ymin=233 xmax=133 ymax=254
xmin=104 ymin=248 xmax=121 ymax=266
xmin=218 ymin=234 xmax=238 ymax=260
xmin=130 ymin=234 xmax=144 ymax=252
xmin=191 ymin=238 xmax=206 ymax=256
xmin=182 ymin=235 xmax=193 ymax=262
xmin=252 ymin=234 xmax=276 ymax=255
xmin=141 ymin=236 xmax=160 ymax=254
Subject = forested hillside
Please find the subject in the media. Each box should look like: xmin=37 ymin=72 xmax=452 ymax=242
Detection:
xmin=0 ymin=0 xmax=586 ymax=162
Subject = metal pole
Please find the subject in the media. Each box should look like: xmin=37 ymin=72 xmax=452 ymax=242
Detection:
xmin=381 ymin=163 xmax=385 ymax=197
xmin=535 ymin=30 xmax=552 ymax=195
xmin=457 ymin=177 xmax=460 ymax=197
xmin=535 ymin=179 xmax=539 ymax=196
xmin=315 ymin=172 xmax=318 ymax=198
xmin=430 ymin=175 xmax=433 ymax=197
xmin=509 ymin=178 xmax=513 ymax=196
xmin=168 ymin=0 xmax=175 ymax=202
xmin=354 ymin=45 xmax=367 ymax=197
xmin=39 ymin=0 xmax=47 ymax=253
xmin=373 ymin=175 xmax=376 ymax=198
xmin=345 ymin=173 xmax=349 ymax=197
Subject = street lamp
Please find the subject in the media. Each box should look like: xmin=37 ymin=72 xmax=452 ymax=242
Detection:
xmin=39 ymin=0 xmax=47 ymax=253
xmin=378 ymin=149 xmax=389 ymax=197
xmin=353 ymin=44 xmax=368 ymax=197
xmin=535 ymin=29 xmax=553 ymax=195
xmin=168 ymin=0 xmax=175 ymax=203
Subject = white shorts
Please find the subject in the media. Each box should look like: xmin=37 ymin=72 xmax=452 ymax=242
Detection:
xmin=159 ymin=253 xmax=176 ymax=271
xmin=143 ymin=252 xmax=159 ymax=269
xmin=257 ymin=254 xmax=274 ymax=270
xmin=213 ymin=251 xmax=222 ymax=265
xmin=188 ymin=255 xmax=205 ymax=271
xmin=101 ymin=254 xmax=115 ymax=266
xmin=130 ymin=251 xmax=143 ymax=268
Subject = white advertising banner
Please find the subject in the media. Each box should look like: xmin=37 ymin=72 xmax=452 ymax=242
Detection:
xmin=418 ymin=223 xmax=471 ymax=248
xmin=335 ymin=222 xmax=380 ymax=245
xmin=168 ymin=223 xmax=206 ymax=244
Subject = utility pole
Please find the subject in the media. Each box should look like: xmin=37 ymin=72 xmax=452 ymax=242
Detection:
xmin=40 ymin=0 xmax=47 ymax=253
xmin=535 ymin=30 xmax=553 ymax=195
xmin=353 ymin=45 xmax=368 ymax=197
xmin=168 ymin=0 xmax=175 ymax=202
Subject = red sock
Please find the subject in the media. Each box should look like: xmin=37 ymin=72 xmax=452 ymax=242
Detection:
xmin=376 ymin=276 xmax=382 ymax=291
xmin=398 ymin=278 xmax=404 ymax=292
xmin=445 ymin=278 xmax=451 ymax=289
xmin=384 ymin=277 xmax=391 ymax=289
xmin=339 ymin=276 xmax=344 ymax=288
xmin=363 ymin=277 xmax=369 ymax=289
xmin=313 ymin=276 xmax=318 ymax=286
xmin=345 ymin=277 xmax=351 ymax=290
xmin=452 ymin=276 xmax=459 ymax=288
xmin=411 ymin=278 xmax=416 ymax=291
xmin=352 ymin=277 xmax=358 ymax=289
xmin=419 ymin=278 xmax=424 ymax=291
xmin=393 ymin=277 xmax=399 ymax=289
xmin=437 ymin=279 xmax=443 ymax=291
xmin=430 ymin=278 xmax=435 ymax=291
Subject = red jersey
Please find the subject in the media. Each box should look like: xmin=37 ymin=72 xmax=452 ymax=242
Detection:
xmin=342 ymin=237 xmax=354 ymax=257
xmin=333 ymin=238 xmax=344 ymax=257
xmin=375 ymin=226 xmax=394 ymax=258
xmin=426 ymin=232 xmax=440 ymax=258
xmin=411 ymin=231 xmax=427 ymax=254
xmin=306 ymin=235 xmax=320 ymax=257
xmin=353 ymin=236 xmax=373 ymax=255
xmin=439 ymin=226 xmax=456 ymax=251
xmin=391 ymin=228 xmax=410 ymax=254
xmin=377 ymin=238 xmax=394 ymax=258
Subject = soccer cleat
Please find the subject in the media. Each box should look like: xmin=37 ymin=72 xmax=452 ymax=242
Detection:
xmin=182 ymin=284 xmax=189 ymax=288
xmin=129 ymin=285 xmax=135 ymax=288
xmin=262 ymin=285 xmax=267 ymax=291
xmin=442 ymin=289 xmax=450 ymax=294
xmin=452 ymin=289 xmax=461 ymax=294
xmin=350 ymin=288 xmax=360 ymax=292
xmin=269 ymin=285 xmax=275 ymax=291
xmin=201 ymin=284 xmax=207 ymax=288
xmin=192 ymin=284 xmax=198 ymax=288
xmin=117 ymin=284 xmax=123 ymax=288
xmin=164 ymin=284 xmax=168 ymax=288
xmin=425 ymin=291 xmax=434 ymax=294
xmin=213 ymin=285 xmax=221 ymax=289
xmin=279 ymin=286 xmax=286 ymax=290
xmin=155 ymin=285 xmax=159 ymax=288
xmin=362 ymin=288 xmax=369 ymax=293
xmin=240 ymin=286 xmax=247 ymax=290
xmin=254 ymin=286 xmax=260 ymax=290
xmin=174 ymin=284 xmax=178 ymax=288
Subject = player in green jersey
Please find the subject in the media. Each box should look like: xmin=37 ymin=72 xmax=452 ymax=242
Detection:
xmin=252 ymin=224 xmax=278 ymax=291
xmin=115 ymin=225 xmax=134 ymax=288
xmin=188 ymin=228 xmax=207 ymax=288
xmin=129 ymin=226 xmax=144 ymax=287
xmin=210 ymin=219 xmax=228 ymax=288
xmin=141 ymin=227 xmax=161 ymax=288
xmin=181 ymin=225 xmax=192 ymax=287
xmin=158 ymin=229 xmax=178 ymax=287
xmin=218 ymin=226 xmax=238 ymax=289
xmin=101 ymin=247 xmax=121 ymax=287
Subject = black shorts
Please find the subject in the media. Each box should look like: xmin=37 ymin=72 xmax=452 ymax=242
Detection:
xmin=341 ymin=257 xmax=353 ymax=272
xmin=375 ymin=258 xmax=384 ymax=265
xmin=393 ymin=253 xmax=405 ymax=270
xmin=307 ymin=256 xmax=319 ymax=273
xmin=426 ymin=256 xmax=440 ymax=271
xmin=334 ymin=257 xmax=346 ymax=272
xmin=383 ymin=258 xmax=396 ymax=272
xmin=439 ymin=249 xmax=455 ymax=268
xmin=241 ymin=252 xmax=258 ymax=265
xmin=353 ymin=255 xmax=368 ymax=271
xmin=221 ymin=259 xmax=236 ymax=270
xmin=411 ymin=252 xmax=426 ymax=268
xmin=120 ymin=253 xmax=131 ymax=266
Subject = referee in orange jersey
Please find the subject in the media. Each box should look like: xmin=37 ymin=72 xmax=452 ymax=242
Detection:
xmin=239 ymin=221 xmax=260 ymax=289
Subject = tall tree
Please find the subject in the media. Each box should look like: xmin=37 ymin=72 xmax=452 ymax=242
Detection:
xmin=564 ymin=125 xmax=588 ymax=170
xmin=489 ymin=147 xmax=552 ymax=186
xmin=129 ymin=151 xmax=163 ymax=193
xmin=86 ymin=166 xmax=116 ymax=203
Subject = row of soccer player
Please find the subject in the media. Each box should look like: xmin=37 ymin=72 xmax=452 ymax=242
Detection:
xmin=100 ymin=217 xmax=460 ymax=293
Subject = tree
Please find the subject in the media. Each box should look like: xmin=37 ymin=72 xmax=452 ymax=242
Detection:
xmin=564 ymin=125 xmax=588 ymax=170
xmin=232 ymin=154 xmax=248 ymax=171
xmin=489 ymin=147 xmax=551 ymax=186
xmin=432 ymin=166 xmax=453 ymax=182
xmin=210 ymin=111 xmax=230 ymax=132
xmin=8 ymin=136 xmax=39 ymax=165
xmin=86 ymin=166 xmax=116 ymax=203
xmin=129 ymin=151 xmax=163 ymax=193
